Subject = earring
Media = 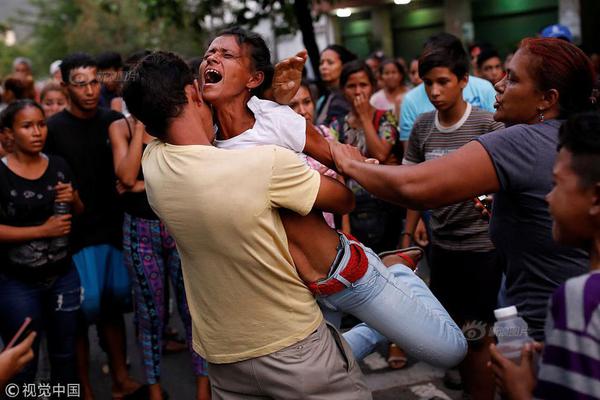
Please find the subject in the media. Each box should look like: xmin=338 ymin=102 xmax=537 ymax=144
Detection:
xmin=537 ymin=108 xmax=545 ymax=122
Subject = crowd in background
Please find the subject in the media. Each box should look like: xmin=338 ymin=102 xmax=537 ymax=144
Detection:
xmin=0 ymin=21 xmax=599 ymax=400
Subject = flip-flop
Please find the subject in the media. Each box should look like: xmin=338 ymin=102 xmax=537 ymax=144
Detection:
xmin=387 ymin=343 xmax=408 ymax=369
xmin=378 ymin=246 xmax=424 ymax=270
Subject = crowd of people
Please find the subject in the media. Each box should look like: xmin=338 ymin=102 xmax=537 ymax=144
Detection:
xmin=0 ymin=21 xmax=599 ymax=400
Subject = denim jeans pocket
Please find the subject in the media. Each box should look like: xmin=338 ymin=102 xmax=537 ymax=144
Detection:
xmin=55 ymin=287 xmax=83 ymax=312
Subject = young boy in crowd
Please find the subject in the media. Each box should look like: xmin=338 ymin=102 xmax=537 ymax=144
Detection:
xmin=96 ymin=51 xmax=123 ymax=109
xmin=45 ymin=52 xmax=141 ymax=399
xmin=490 ymin=112 xmax=600 ymax=400
xmin=476 ymin=48 xmax=504 ymax=85
xmin=402 ymin=36 xmax=505 ymax=400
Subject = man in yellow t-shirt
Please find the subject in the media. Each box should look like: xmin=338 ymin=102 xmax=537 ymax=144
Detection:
xmin=123 ymin=52 xmax=370 ymax=399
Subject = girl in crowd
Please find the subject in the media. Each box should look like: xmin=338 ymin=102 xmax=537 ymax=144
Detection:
xmin=108 ymin=115 xmax=210 ymax=400
xmin=329 ymin=37 xmax=595 ymax=342
xmin=200 ymin=28 xmax=466 ymax=368
xmin=331 ymin=60 xmax=403 ymax=253
xmin=40 ymin=83 xmax=69 ymax=119
xmin=314 ymin=44 xmax=357 ymax=126
xmin=370 ymin=59 xmax=409 ymax=120
xmin=0 ymin=100 xmax=84 ymax=387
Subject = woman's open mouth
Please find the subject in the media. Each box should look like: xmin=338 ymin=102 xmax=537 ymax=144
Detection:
xmin=204 ymin=69 xmax=223 ymax=84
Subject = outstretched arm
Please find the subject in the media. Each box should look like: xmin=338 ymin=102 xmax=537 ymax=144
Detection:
xmin=330 ymin=140 xmax=500 ymax=209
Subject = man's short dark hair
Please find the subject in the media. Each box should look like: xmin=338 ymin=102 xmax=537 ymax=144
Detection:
xmin=418 ymin=33 xmax=469 ymax=79
xmin=96 ymin=51 xmax=123 ymax=70
xmin=558 ymin=112 xmax=600 ymax=187
xmin=340 ymin=60 xmax=376 ymax=89
xmin=60 ymin=53 xmax=97 ymax=83
xmin=122 ymin=51 xmax=193 ymax=140
xmin=477 ymin=48 xmax=501 ymax=69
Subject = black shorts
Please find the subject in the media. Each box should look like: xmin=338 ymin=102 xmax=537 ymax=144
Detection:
xmin=429 ymin=245 xmax=503 ymax=324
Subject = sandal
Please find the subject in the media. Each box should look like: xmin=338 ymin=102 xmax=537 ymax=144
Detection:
xmin=378 ymin=246 xmax=424 ymax=270
xmin=387 ymin=343 xmax=408 ymax=369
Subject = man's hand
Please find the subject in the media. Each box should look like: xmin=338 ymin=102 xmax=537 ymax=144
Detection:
xmin=488 ymin=342 xmax=541 ymax=400
xmin=329 ymin=141 xmax=373 ymax=176
xmin=0 ymin=331 xmax=36 ymax=384
xmin=271 ymin=50 xmax=307 ymax=105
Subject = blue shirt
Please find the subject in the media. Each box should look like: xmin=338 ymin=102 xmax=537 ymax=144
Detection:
xmin=399 ymin=76 xmax=496 ymax=141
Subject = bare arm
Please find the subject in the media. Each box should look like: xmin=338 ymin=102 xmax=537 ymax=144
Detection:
xmin=330 ymin=140 xmax=500 ymax=210
xmin=401 ymin=209 xmax=422 ymax=247
xmin=313 ymin=174 xmax=355 ymax=215
xmin=109 ymin=118 xmax=143 ymax=188
xmin=304 ymin=123 xmax=336 ymax=170
xmin=0 ymin=215 xmax=71 ymax=242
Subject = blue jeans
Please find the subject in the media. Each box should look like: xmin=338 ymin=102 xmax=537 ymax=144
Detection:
xmin=0 ymin=266 xmax=81 ymax=387
xmin=318 ymin=235 xmax=467 ymax=368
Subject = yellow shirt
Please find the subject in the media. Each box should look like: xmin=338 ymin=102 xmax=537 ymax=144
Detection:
xmin=142 ymin=141 xmax=323 ymax=363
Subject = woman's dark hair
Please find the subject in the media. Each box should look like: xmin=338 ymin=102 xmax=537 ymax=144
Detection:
xmin=3 ymin=75 xmax=36 ymax=100
xmin=558 ymin=112 xmax=600 ymax=187
xmin=322 ymin=45 xmax=357 ymax=65
xmin=518 ymin=38 xmax=596 ymax=118
xmin=340 ymin=60 xmax=376 ymax=89
xmin=379 ymin=59 xmax=406 ymax=82
xmin=122 ymin=51 xmax=194 ymax=140
xmin=188 ymin=57 xmax=203 ymax=79
xmin=0 ymin=99 xmax=45 ymax=130
xmin=418 ymin=33 xmax=469 ymax=79
xmin=215 ymin=27 xmax=274 ymax=97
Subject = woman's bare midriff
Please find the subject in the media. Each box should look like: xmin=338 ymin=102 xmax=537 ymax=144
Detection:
xmin=279 ymin=209 xmax=341 ymax=283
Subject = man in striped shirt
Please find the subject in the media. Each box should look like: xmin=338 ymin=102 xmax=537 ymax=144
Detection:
xmin=490 ymin=112 xmax=600 ymax=399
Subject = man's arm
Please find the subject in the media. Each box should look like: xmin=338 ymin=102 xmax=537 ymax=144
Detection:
xmin=313 ymin=174 xmax=355 ymax=215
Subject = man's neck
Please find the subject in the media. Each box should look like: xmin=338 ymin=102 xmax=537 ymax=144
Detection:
xmin=214 ymin=95 xmax=255 ymax=140
xmin=166 ymin=107 xmax=212 ymax=146
xmin=438 ymin=99 xmax=468 ymax=127
xmin=67 ymin=104 xmax=97 ymax=119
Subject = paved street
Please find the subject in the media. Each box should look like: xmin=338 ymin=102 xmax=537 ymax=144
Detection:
xmin=81 ymin=313 xmax=463 ymax=400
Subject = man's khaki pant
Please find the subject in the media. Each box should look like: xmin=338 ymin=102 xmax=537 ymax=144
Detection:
xmin=207 ymin=321 xmax=372 ymax=399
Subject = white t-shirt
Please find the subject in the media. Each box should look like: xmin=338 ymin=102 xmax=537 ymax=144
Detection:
xmin=214 ymin=96 xmax=306 ymax=157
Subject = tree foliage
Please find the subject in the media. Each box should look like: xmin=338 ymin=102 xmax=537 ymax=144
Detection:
xmin=1 ymin=0 xmax=206 ymax=78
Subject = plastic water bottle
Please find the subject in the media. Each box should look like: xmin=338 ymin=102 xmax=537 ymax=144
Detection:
xmin=493 ymin=306 xmax=534 ymax=363
xmin=52 ymin=202 xmax=70 ymax=248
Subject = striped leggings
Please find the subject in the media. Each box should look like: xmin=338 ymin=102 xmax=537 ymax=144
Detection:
xmin=123 ymin=213 xmax=207 ymax=383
